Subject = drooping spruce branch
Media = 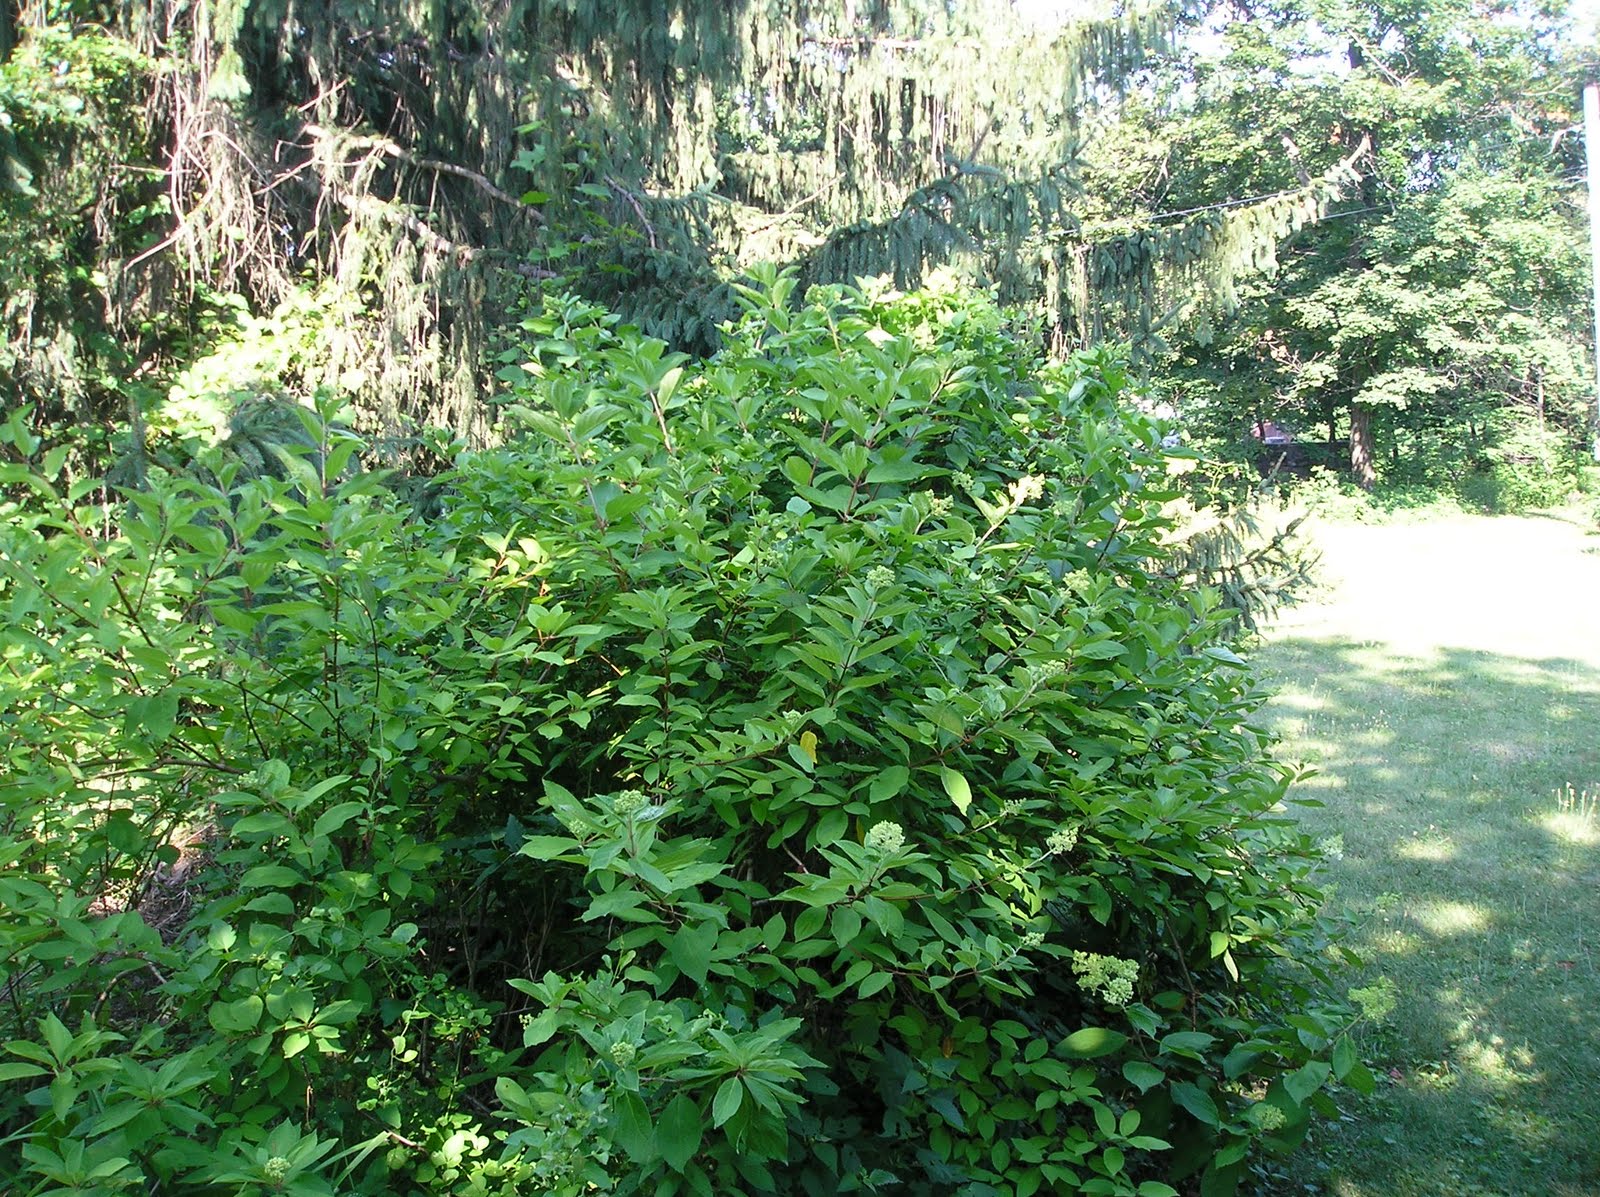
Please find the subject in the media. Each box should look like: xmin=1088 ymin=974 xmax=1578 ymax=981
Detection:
xmin=11 ymin=1 xmax=1375 ymax=449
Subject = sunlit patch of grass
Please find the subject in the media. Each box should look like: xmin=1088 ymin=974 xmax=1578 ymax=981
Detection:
xmin=1409 ymin=900 xmax=1489 ymax=936
xmin=1457 ymin=1037 xmax=1539 ymax=1088
xmin=1394 ymin=834 xmax=1455 ymax=862
xmin=1253 ymin=513 xmax=1600 ymax=1196
xmin=1541 ymin=810 xmax=1598 ymax=846
xmin=1543 ymin=784 xmax=1598 ymax=846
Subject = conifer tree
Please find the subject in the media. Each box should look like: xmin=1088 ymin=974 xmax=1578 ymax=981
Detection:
xmin=3 ymin=0 xmax=1368 ymax=448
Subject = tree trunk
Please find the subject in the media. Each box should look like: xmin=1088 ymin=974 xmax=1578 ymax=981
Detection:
xmin=1349 ymin=401 xmax=1376 ymax=490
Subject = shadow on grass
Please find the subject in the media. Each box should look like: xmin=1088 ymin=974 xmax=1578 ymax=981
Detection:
xmin=1251 ymin=636 xmax=1600 ymax=1197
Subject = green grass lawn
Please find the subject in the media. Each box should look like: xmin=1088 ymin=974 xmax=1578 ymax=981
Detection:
xmin=1251 ymin=513 xmax=1600 ymax=1197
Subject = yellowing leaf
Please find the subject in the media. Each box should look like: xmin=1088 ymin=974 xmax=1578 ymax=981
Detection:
xmin=800 ymin=730 xmax=819 ymax=764
xmin=940 ymin=767 xmax=972 ymax=815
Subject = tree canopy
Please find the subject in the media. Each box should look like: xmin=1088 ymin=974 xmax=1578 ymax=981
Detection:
xmin=2 ymin=0 xmax=1384 ymax=466
xmin=1093 ymin=0 xmax=1594 ymax=496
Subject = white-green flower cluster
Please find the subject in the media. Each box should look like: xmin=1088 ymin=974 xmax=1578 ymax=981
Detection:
xmin=1072 ymin=951 xmax=1137 ymax=1007
xmin=1009 ymin=474 xmax=1046 ymax=504
xmin=864 ymin=565 xmax=895 ymax=591
xmin=864 ymin=820 xmax=906 ymax=856
xmin=1349 ymin=977 xmax=1397 ymax=1023
xmin=1046 ymin=824 xmax=1079 ymax=855
xmin=262 ymin=1158 xmax=291 ymax=1183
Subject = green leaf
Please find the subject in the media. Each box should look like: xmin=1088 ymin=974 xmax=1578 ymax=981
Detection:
xmin=656 ymin=365 xmax=684 ymax=408
xmin=1074 ymin=640 xmax=1125 ymax=660
xmin=518 ymin=835 xmax=583 ymax=861
xmin=786 ymin=742 xmax=816 ymax=773
xmin=711 ymin=1076 xmax=744 ymax=1127
xmin=1159 ymin=1030 xmax=1215 ymax=1057
xmin=865 ymin=457 xmax=927 ymax=484
xmin=311 ymin=801 xmax=365 ymax=839
xmin=1220 ymin=1044 xmax=1262 ymax=1080
xmin=612 ymin=1090 xmax=655 ymax=1161
xmin=40 ymin=445 xmax=68 ymax=481
xmin=231 ymin=812 xmax=294 ymax=838
xmin=1060 ymin=1028 xmax=1127 ymax=1058
xmin=793 ymin=905 xmax=827 ymax=941
xmin=667 ymin=921 xmax=718 ymax=987
xmin=1283 ymin=1060 xmax=1330 ymax=1107
xmin=1343 ymin=1060 xmax=1377 ymax=1096
xmin=940 ymin=767 xmax=972 ymax=816
xmin=1121 ymin=1060 xmax=1164 ymax=1093
xmin=1199 ymin=1158 xmax=1243 ymax=1197
xmin=1170 ymin=1082 xmax=1219 ymax=1127
xmin=870 ymin=765 xmax=910 ymax=802
xmin=125 ymin=692 xmax=179 ymax=746
xmin=657 ymin=1093 xmax=703 ymax=1171
xmin=207 ymin=996 xmax=264 ymax=1034
xmin=1332 ymin=1037 xmax=1357 ymax=1081
xmin=50 ymin=1075 xmax=79 ymax=1121
xmin=858 ymin=971 xmax=894 ymax=999
xmin=239 ymin=865 xmax=303 ymax=889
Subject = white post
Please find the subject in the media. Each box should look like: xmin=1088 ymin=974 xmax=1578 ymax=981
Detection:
xmin=1585 ymin=84 xmax=1600 ymax=459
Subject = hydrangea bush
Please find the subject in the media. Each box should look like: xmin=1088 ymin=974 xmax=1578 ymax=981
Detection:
xmin=0 ymin=270 xmax=1367 ymax=1196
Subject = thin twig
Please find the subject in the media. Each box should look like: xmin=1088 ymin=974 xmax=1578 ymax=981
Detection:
xmin=304 ymin=123 xmax=538 ymax=218
xmin=335 ymin=193 xmax=556 ymax=279
xmin=605 ymin=175 xmax=657 ymax=248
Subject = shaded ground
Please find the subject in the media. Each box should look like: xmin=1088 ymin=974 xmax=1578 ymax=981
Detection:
xmin=1251 ymin=514 xmax=1600 ymax=1197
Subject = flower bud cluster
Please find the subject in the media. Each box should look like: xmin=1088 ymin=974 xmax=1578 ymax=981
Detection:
xmin=612 ymin=789 xmax=647 ymax=819
xmin=1248 ymin=1102 xmax=1287 ymax=1131
xmin=1030 ymin=658 xmax=1066 ymax=684
xmin=608 ymin=1040 xmax=637 ymax=1068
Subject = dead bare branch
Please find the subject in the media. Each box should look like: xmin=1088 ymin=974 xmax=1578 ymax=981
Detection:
xmin=304 ymin=123 xmax=537 ymax=219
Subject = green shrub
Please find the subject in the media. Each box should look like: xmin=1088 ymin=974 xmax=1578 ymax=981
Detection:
xmin=0 ymin=271 xmax=1363 ymax=1196
xmin=1457 ymin=418 xmax=1581 ymax=512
